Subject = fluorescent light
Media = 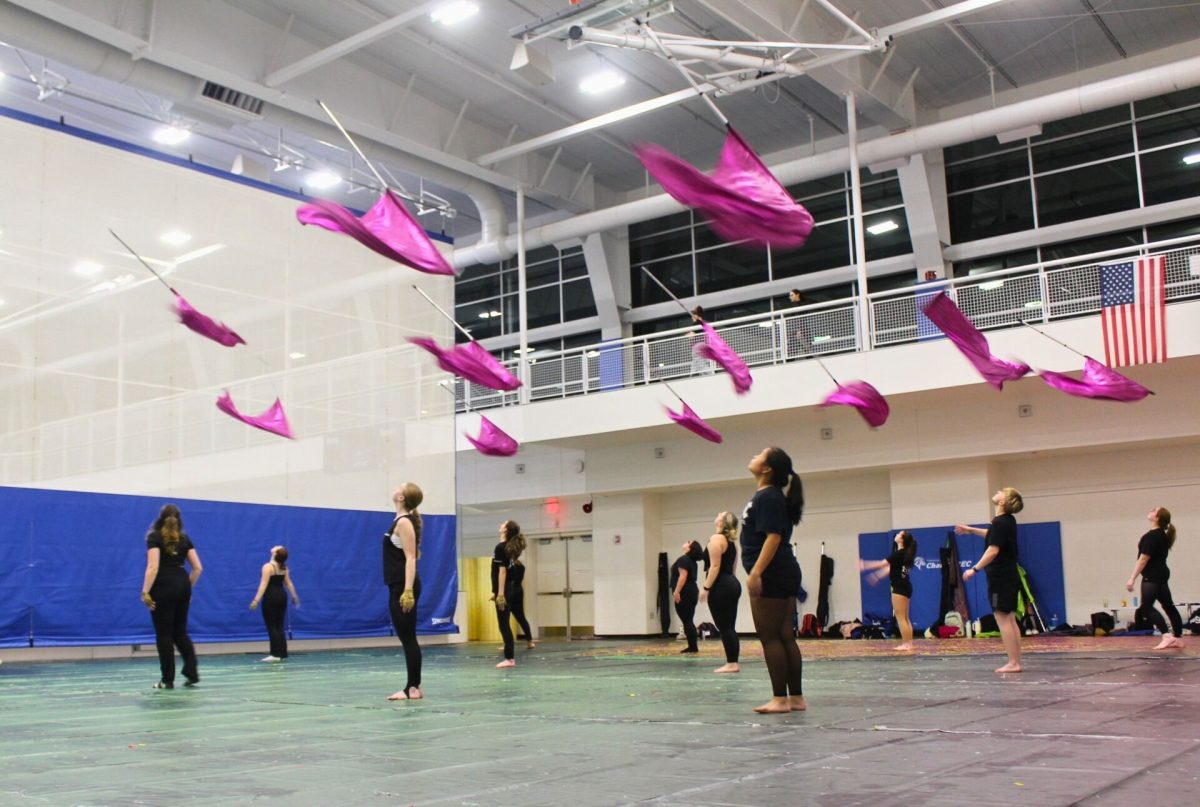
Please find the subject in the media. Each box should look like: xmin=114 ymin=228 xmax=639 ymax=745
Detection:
xmin=515 ymin=347 xmax=536 ymax=355
xmin=978 ymin=280 xmax=1004 ymax=291
xmin=579 ymin=70 xmax=626 ymax=95
xmin=152 ymin=125 xmax=190 ymax=146
xmin=160 ymin=229 xmax=192 ymax=247
xmin=306 ymin=169 xmax=341 ymax=190
xmin=1183 ymin=152 xmax=1200 ymax=166
xmin=1024 ymin=300 xmax=1043 ymax=309
xmin=431 ymin=1 xmax=478 ymax=25
xmin=478 ymin=310 xmax=502 ymax=319
xmin=0 ymin=297 xmax=6 ymax=307
xmin=812 ymin=335 xmax=832 ymax=344
xmin=757 ymin=321 xmax=774 ymax=328
xmin=74 ymin=260 xmax=103 ymax=277
xmin=866 ymin=219 xmax=899 ymax=236
xmin=89 ymin=280 xmax=117 ymax=293
xmin=586 ymin=350 xmax=599 ymax=358
xmin=289 ymin=352 xmax=306 ymax=360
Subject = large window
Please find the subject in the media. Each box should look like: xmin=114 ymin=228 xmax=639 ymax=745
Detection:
xmin=945 ymin=87 xmax=1200 ymax=244
xmin=454 ymin=245 xmax=596 ymax=342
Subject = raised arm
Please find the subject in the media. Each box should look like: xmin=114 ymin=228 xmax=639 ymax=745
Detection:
xmin=141 ymin=547 xmax=160 ymax=610
xmin=955 ymin=524 xmax=987 ymax=537
xmin=250 ymin=563 xmax=271 ymax=610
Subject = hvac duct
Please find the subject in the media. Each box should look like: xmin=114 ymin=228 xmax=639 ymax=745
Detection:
xmin=0 ymin=1 xmax=510 ymax=255
xmin=453 ymin=53 xmax=1200 ymax=267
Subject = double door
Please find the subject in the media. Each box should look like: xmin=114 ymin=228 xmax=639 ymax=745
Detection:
xmin=534 ymin=534 xmax=593 ymax=639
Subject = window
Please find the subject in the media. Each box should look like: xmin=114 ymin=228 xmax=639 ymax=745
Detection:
xmin=1035 ymin=158 xmax=1139 ymax=226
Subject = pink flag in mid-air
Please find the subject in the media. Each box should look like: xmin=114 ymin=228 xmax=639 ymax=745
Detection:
xmin=921 ymin=292 xmax=1031 ymax=390
xmin=820 ymin=381 xmax=890 ymax=427
xmin=665 ymin=400 xmax=723 ymax=443
xmin=466 ymin=415 xmax=518 ymax=457
xmin=216 ymin=390 xmax=294 ymax=439
xmin=408 ymin=337 xmax=522 ymax=392
xmin=695 ymin=322 xmax=752 ymax=395
xmin=296 ymin=190 xmax=455 ymax=276
xmin=1039 ymin=357 xmax=1152 ymax=402
xmin=174 ymin=292 xmax=245 ymax=348
xmin=635 ymin=127 xmax=814 ymax=249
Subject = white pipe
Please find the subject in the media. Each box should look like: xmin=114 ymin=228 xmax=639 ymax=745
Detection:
xmin=846 ymin=93 xmax=870 ymax=351
xmin=517 ymin=187 xmax=530 ymax=403
xmin=453 ymin=53 xmax=1200 ymax=267
xmin=0 ymin=2 xmax=511 ymax=255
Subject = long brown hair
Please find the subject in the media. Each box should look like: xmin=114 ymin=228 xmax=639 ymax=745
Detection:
xmin=273 ymin=546 xmax=288 ymax=570
xmin=1155 ymin=506 xmax=1177 ymax=549
xmin=150 ymin=504 xmax=183 ymax=555
xmin=502 ymin=520 xmax=526 ymax=560
xmin=398 ymin=482 xmax=423 ymax=546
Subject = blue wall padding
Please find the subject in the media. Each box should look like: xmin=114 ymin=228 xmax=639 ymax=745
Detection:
xmin=0 ymin=486 xmax=458 ymax=647
xmin=858 ymin=521 xmax=1064 ymax=630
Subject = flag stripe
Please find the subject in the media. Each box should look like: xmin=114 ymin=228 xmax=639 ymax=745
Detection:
xmin=1099 ymin=256 xmax=1166 ymax=367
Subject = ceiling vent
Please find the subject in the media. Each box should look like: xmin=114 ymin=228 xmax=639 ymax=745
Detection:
xmin=180 ymin=80 xmax=266 ymax=126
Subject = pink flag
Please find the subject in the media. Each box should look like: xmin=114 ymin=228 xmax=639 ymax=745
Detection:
xmin=296 ymin=190 xmax=455 ymax=276
xmin=216 ymin=390 xmax=294 ymax=439
xmin=921 ymin=292 xmax=1030 ymax=389
xmin=1039 ymin=357 xmax=1152 ymax=402
xmin=466 ymin=415 xmax=518 ymax=457
xmin=635 ymin=127 xmax=814 ymax=249
xmin=695 ymin=322 xmax=752 ymax=395
xmin=408 ymin=338 xmax=522 ymax=392
xmin=665 ymin=400 xmax=723 ymax=443
xmin=820 ymin=381 xmax=890 ymax=427
xmin=174 ymin=292 xmax=245 ymax=348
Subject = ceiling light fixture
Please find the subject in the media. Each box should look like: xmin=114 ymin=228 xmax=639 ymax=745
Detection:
xmin=1183 ymin=152 xmax=1200 ymax=165
xmin=1024 ymin=300 xmax=1043 ymax=309
xmin=306 ymin=169 xmax=341 ymax=190
xmin=74 ymin=260 xmax=103 ymax=277
xmin=978 ymin=280 xmax=1004 ymax=291
xmin=160 ymin=230 xmax=192 ymax=247
xmin=289 ymin=352 xmax=306 ymax=360
xmin=866 ymin=220 xmax=899 ymax=236
xmin=152 ymin=125 xmax=191 ymax=146
xmin=431 ymin=1 xmax=478 ymax=25
xmin=579 ymin=70 xmax=626 ymax=95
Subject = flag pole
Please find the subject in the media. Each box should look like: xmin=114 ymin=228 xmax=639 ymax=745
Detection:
xmin=109 ymin=230 xmax=175 ymax=293
xmin=1020 ymin=320 xmax=1087 ymax=359
xmin=814 ymin=356 xmax=840 ymax=386
xmin=639 ymin=266 xmax=696 ymax=317
xmin=316 ymin=99 xmax=391 ymax=193
xmin=641 ymin=22 xmax=730 ymax=128
xmin=412 ymin=285 xmax=475 ymax=342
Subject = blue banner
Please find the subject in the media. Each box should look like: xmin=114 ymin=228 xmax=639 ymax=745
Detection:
xmin=0 ymin=486 xmax=458 ymax=647
xmin=859 ymin=521 xmax=1064 ymax=630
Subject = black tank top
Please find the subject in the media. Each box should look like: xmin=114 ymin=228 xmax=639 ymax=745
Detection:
xmin=383 ymin=514 xmax=418 ymax=586
xmin=717 ymin=537 xmax=737 ymax=576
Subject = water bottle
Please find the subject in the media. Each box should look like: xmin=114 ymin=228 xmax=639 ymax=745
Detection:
xmin=1048 ymin=613 xmax=1058 ymax=630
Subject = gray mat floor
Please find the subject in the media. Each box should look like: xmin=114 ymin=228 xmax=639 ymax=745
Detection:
xmin=2 ymin=640 xmax=1199 ymax=806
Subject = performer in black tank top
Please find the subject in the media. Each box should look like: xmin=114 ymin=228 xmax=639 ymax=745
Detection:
xmin=385 ymin=483 xmax=424 ymax=700
xmin=250 ymin=545 xmax=301 ymax=661
xmin=700 ymin=511 xmax=742 ymax=674
xmin=140 ymin=503 xmax=203 ymax=690
xmin=671 ymin=542 xmax=704 ymax=653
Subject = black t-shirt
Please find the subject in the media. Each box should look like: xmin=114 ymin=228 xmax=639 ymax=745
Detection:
xmin=740 ymin=486 xmax=795 ymax=574
xmin=491 ymin=541 xmax=509 ymax=595
xmin=985 ymin=513 xmax=1019 ymax=580
xmin=1138 ymin=528 xmax=1171 ymax=583
xmin=670 ymin=556 xmax=698 ymax=595
xmin=887 ymin=549 xmax=911 ymax=585
xmin=146 ymin=531 xmax=194 ymax=568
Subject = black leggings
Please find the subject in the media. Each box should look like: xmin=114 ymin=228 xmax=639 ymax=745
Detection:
xmin=675 ymin=590 xmax=698 ymax=651
xmin=261 ymin=587 xmax=288 ymax=658
xmin=496 ymin=600 xmax=515 ymax=660
xmin=510 ymin=587 xmax=533 ymax=641
xmin=708 ymin=575 xmax=741 ymax=663
xmin=149 ymin=571 xmax=197 ymax=686
xmin=750 ymin=595 xmax=802 ymax=697
xmin=388 ymin=579 xmax=422 ymax=691
xmin=1140 ymin=580 xmax=1182 ymax=638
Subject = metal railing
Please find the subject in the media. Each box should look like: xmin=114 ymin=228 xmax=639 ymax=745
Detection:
xmin=459 ymin=234 xmax=1200 ymax=411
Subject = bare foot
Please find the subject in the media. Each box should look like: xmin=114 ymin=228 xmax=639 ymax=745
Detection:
xmin=406 ymin=686 xmax=423 ymax=700
xmin=386 ymin=690 xmax=408 ymax=701
xmin=893 ymin=643 xmax=913 ymax=652
xmin=526 ymin=641 xmax=537 ymax=649
xmin=994 ymin=663 xmax=1024 ymax=673
xmin=1154 ymin=636 xmax=1183 ymax=650
xmin=714 ymin=663 xmax=740 ymax=674
xmin=789 ymin=695 xmax=807 ymax=712
xmin=753 ymin=697 xmax=793 ymax=714
xmin=496 ymin=659 xmax=516 ymax=669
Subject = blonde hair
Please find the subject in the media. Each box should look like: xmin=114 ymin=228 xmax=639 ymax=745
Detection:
xmin=1001 ymin=487 xmax=1024 ymax=515
xmin=717 ymin=511 xmax=738 ymax=543
xmin=151 ymin=504 xmax=183 ymax=555
xmin=1155 ymin=506 xmax=1177 ymax=549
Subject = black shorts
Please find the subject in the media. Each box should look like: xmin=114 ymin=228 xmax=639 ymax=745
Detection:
xmin=758 ymin=558 xmax=802 ymax=599
xmin=891 ymin=580 xmax=912 ymax=599
xmin=987 ymin=575 xmax=1018 ymax=613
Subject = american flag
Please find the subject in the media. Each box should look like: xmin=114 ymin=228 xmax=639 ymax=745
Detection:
xmin=1099 ymin=256 xmax=1166 ymax=367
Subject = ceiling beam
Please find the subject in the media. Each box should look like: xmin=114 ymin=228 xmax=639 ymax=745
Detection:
xmin=264 ymin=2 xmax=439 ymax=87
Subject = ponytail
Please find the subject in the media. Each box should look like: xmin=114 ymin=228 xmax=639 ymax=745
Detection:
xmin=503 ymin=520 xmax=526 ymax=560
xmin=1156 ymin=507 xmax=1176 ymax=549
xmin=784 ymin=472 xmax=804 ymax=525
xmin=273 ymin=546 xmax=289 ymax=569
xmin=764 ymin=447 xmax=803 ymax=525
xmin=1166 ymin=523 xmax=1177 ymax=549
xmin=399 ymin=482 xmax=424 ymax=547
xmin=149 ymin=504 xmax=183 ymax=555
